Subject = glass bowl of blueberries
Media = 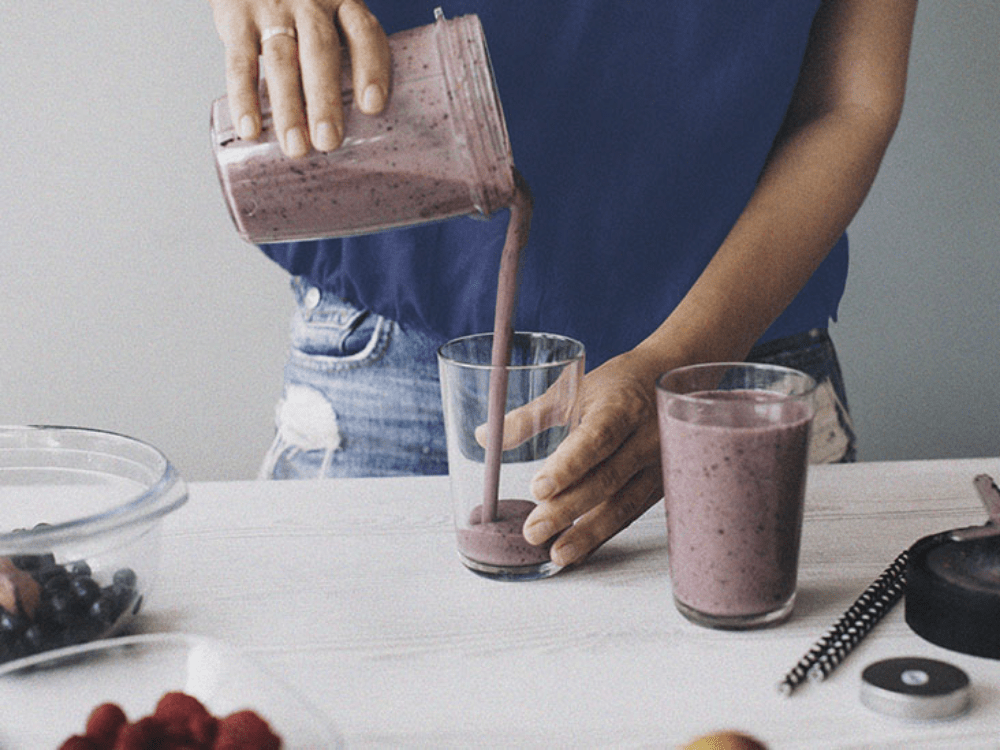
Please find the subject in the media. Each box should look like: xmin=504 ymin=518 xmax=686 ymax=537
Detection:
xmin=0 ymin=425 xmax=187 ymax=668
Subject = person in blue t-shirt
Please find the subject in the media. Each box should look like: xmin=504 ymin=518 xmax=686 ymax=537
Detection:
xmin=208 ymin=1 xmax=916 ymax=568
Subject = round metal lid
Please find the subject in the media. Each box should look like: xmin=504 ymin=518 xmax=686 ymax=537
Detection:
xmin=860 ymin=657 xmax=971 ymax=721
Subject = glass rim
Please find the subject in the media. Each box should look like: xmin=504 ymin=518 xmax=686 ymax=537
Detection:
xmin=437 ymin=331 xmax=585 ymax=370
xmin=655 ymin=361 xmax=818 ymax=402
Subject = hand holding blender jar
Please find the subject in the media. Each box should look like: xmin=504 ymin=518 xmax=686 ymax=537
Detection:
xmin=212 ymin=9 xmax=563 ymax=579
xmin=211 ymin=8 xmax=516 ymax=243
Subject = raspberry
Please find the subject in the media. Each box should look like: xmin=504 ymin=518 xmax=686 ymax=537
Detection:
xmin=85 ymin=702 xmax=128 ymax=745
xmin=214 ymin=710 xmax=281 ymax=750
xmin=112 ymin=716 xmax=164 ymax=750
xmin=154 ymin=691 xmax=217 ymax=745
xmin=58 ymin=736 xmax=101 ymax=750
xmin=62 ymin=692 xmax=281 ymax=749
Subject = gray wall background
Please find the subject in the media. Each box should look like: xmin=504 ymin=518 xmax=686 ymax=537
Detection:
xmin=3 ymin=3 xmax=998 ymax=481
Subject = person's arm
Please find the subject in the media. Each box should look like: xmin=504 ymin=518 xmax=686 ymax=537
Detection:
xmin=208 ymin=0 xmax=391 ymax=156
xmin=523 ymin=0 xmax=918 ymax=566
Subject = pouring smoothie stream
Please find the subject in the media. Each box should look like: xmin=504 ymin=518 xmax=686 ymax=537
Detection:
xmin=212 ymin=10 xmax=559 ymax=577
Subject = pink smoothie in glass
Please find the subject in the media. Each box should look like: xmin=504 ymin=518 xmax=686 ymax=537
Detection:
xmin=660 ymin=390 xmax=811 ymax=622
xmin=458 ymin=499 xmax=552 ymax=567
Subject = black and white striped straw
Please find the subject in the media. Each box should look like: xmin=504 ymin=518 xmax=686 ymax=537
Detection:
xmin=777 ymin=549 xmax=909 ymax=696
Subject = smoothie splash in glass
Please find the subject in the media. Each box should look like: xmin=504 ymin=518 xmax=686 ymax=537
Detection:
xmin=656 ymin=363 xmax=816 ymax=629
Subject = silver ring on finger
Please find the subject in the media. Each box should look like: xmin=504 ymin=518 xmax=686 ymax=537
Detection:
xmin=260 ymin=26 xmax=298 ymax=45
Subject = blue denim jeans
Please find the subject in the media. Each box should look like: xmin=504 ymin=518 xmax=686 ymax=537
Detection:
xmin=261 ymin=279 xmax=856 ymax=479
xmin=260 ymin=278 xmax=449 ymax=479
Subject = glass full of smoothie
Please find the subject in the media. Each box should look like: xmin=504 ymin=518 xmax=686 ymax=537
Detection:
xmin=210 ymin=8 xmax=515 ymax=244
xmin=438 ymin=333 xmax=584 ymax=581
xmin=656 ymin=363 xmax=816 ymax=629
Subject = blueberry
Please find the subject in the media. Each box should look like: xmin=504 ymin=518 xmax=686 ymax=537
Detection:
xmin=108 ymin=569 xmax=139 ymax=617
xmin=0 ymin=635 xmax=26 ymax=662
xmin=67 ymin=560 xmax=92 ymax=578
xmin=88 ymin=595 xmax=118 ymax=627
xmin=112 ymin=568 xmax=137 ymax=590
xmin=0 ymin=609 xmax=26 ymax=636
xmin=64 ymin=617 xmax=101 ymax=646
xmin=36 ymin=561 xmax=66 ymax=585
xmin=10 ymin=553 xmax=54 ymax=572
xmin=0 ymin=613 xmax=26 ymax=660
xmin=42 ymin=571 xmax=72 ymax=594
xmin=42 ymin=590 xmax=74 ymax=626
xmin=21 ymin=624 xmax=46 ymax=655
xmin=71 ymin=576 xmax=100 ymax=604
xmin=0 ymin=555 xmax=142 ymax=662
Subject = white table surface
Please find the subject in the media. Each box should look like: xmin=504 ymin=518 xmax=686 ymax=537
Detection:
xmin=144 ymin=457 xmax=1000 ymax=749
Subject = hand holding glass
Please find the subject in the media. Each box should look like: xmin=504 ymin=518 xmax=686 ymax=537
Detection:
xmin=438 ymin=333 xmax=584 ymax=581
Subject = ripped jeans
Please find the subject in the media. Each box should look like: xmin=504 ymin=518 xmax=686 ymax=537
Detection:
xmin=261 ymin=279 xmax=856 ymax=479
xmin=260 ymin=278 xmax=449 ymax=479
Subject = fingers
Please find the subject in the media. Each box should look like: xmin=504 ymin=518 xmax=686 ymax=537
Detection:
xmin=517 ymin=357 xmax=662 ymax=568
xmin=529 ymin=390 xmax=643 ymax=501
xmin=212 ymin=4 xmax=262 ymax=140
xmin=336 ymin=0 xmax=391 ymax=114
xmin=523 ymin=419 xmax=660 ymax=545
xmin=212 ymin=0 xmax=390 ymax=157
xmin=295 ymin=9 xmax=344 ymax=151
xmin=550 ymin=467 xmax=663 ymax=568
xmin=294 ymin=0 xmax=390 ymax=152
xmin=260 ymin=27 xmax=311 ymax=156
xmin=473 ymin=381 xmax=575 ymax=451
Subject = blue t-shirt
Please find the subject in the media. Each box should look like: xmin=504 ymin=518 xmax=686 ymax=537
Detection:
xmin=261 ymin=1 xmax=847 ymax=368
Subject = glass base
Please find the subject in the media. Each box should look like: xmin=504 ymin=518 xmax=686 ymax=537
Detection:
xmin=459 ymin=553 xmax=562 ymax=582
xmin=674 ymin=593 xmax=795 ymax=630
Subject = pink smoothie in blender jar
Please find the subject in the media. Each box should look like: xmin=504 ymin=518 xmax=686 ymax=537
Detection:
xmin=211 ymin=8 xmax=515 ymax=244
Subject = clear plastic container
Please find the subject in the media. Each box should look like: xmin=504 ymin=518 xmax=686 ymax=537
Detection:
xmin=0 ymin=425 xmax=188 ymax=666
xmin=211 ymin=8 xmax=515 ymax=244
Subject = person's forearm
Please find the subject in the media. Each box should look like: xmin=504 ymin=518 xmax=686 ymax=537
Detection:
xmin=636 ymin=105 xmax=898 ymax=371
xmin=634 ymin=0 xmax=915 ymax=377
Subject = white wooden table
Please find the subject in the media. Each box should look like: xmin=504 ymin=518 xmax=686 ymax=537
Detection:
xmin=145 ymin=458 xmax=1000 ymax=748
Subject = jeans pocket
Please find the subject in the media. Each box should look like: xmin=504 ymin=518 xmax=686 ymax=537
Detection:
xmin=288 ymin=281 xmax=389 ymax=369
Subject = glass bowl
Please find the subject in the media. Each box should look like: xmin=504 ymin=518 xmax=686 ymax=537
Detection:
xmin=0 ymin=426 xmax=188 ymax=667
xmin=0 ymin=632 xmax=343 ymax=748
